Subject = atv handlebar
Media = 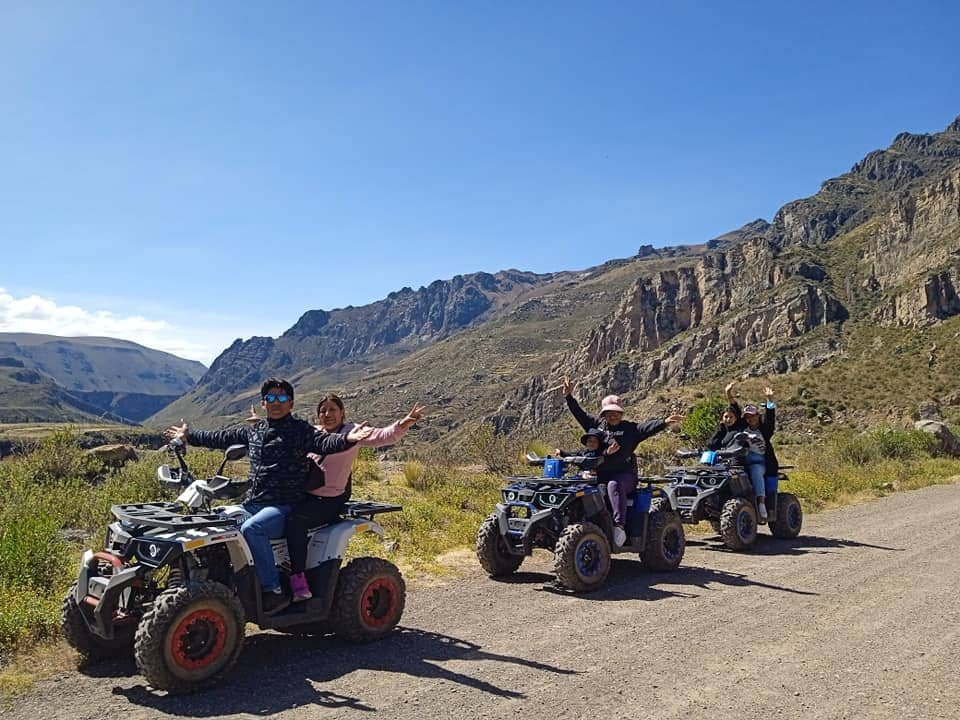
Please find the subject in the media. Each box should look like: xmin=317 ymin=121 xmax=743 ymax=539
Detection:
xmin=674 ymin=444 xmax=747 ymax=463
xmin=526 ymin=451 xmax=596 ymax=468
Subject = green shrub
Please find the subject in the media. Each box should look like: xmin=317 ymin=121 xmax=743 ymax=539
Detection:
xmin=526 ymin=440 xmax=553 ymax=458
xmin=0 ymin=586 xmax=61 ymax=653
xmin=465 ymin=424 xmax=523 ymax=474
xmin=869 ymin=426 xmax=938 ymax=460
xmin=18 ymin=429 xmax=100 ymax=486
xmin=831 ymin=432 xmax=878 ymax=466
xmin=356 ymin=446 xmax=377 ymax=462
xmin=0 ymin=515 xmax=70 ymax=592
xmin=681 ymin=397 xmax=727 ymax=444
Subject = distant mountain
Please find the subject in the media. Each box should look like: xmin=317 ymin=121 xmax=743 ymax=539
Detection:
xmin=0 ymin=362 xmax=122 ymax=424
xmin=0 ymin=334 xmax=206 ymax=423
xmin=152 ymin=114 xmax=960 ymax=441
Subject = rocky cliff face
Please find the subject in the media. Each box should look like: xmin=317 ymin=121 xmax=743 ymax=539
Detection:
xmin=859 ymin=167 xmax=960 ymax=326
xmin=489 ymin=116 xmax=960 ymax=432
xmin=149 ymin=114 xmax=960 ymax=437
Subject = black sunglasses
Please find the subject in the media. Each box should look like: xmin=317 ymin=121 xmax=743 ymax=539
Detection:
xmin=263 ymin=393 xmax=291 ymax=404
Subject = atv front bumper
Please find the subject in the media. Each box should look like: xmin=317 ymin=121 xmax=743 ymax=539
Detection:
xmin=494 ymin=502 xmax=556 ymax=553
xmin=74 ymin=550 xmax=146 ymax=640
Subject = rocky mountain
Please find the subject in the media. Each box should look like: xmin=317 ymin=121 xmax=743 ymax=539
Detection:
xmin=155 ymin=269 xmax=578 ymax=422
xmin=491 ymin=115 xmax=960 ymax=432
xmin=151 ymin=114 xmax=960 ymax=442
xmin=0 ymin=334 xmax=206 ymax=423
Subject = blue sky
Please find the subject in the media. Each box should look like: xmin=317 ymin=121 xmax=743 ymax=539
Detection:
xmin=2 ymin=1 xmax=958 ymax=364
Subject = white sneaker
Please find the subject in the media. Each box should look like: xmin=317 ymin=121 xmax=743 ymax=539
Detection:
xmin=757 ymin=503 xmax=768 ymax=524
xmin=613 ymin=526 xmax=627 ymax=546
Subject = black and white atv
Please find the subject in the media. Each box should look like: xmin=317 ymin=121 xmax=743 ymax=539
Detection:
xmin=61 ymin=439 xmax=405 ymax=693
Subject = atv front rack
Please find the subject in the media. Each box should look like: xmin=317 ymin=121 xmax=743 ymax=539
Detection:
xmin=111 ymin=502 xmax=235 ymax=530
xmin=503 ymin=474 xmax=600 ymax=485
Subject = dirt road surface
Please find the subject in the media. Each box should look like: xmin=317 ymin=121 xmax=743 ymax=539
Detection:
xmin=5 ymin=483 xmax=959 ymax=720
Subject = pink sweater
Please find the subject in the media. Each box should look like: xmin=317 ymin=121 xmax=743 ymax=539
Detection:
xmin=307 ymin=421 xmax=408 ymax=497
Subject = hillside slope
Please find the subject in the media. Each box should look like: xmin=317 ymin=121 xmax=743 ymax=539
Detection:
xmin=153 ymin=114 xmax=960 ymax=439
xmin=0 ymin=334 xmax=206 ymax=423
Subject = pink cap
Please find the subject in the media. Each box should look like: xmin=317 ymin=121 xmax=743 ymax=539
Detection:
xmin=600 ymin=394 xmax=625 ymax=415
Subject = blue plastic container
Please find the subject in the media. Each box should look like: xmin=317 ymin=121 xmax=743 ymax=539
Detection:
xmin=542 ymin=458 xmax=563 ymax=479
xmin=625 ymin=487 xmax=653 ymax=538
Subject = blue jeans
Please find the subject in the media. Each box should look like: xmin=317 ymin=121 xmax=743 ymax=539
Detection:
xmin=745 ymin=452 xmax=767 ymax=498
xmin=241 ymin=503 xmax=292 ymax=592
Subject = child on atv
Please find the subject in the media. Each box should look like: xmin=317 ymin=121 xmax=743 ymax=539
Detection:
xmin=555 ymin=427 xmax=609 ymax=475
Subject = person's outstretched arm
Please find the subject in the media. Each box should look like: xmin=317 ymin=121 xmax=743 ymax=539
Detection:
xmin=166 ymin=420 xmax=249 ymax=450
xmin=358 ymin=402 xmax=425 ymax=447
xmin=762 ymin=387 xmax=776 ymax=438
xmin=561 ymin=376 xmax=601 ymax=430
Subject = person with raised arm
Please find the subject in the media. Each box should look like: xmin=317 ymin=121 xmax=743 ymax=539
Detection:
xmin=717 ymin=380 xmax=770 ymax=523
xmin=560 ymin=376 xmax=683 ymax=547
xmin=284 ymin=395 xmax=425 ymax=602
xmin=165 ymin=378 xmax=373 ymax=615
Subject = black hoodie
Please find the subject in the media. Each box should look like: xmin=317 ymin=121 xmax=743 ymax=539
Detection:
xmin=565 ymin=395 xmax=666 ymax=480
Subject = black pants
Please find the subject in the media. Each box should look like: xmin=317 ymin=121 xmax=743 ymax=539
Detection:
xmin=287 ymin=489 xmax=349 ymax=573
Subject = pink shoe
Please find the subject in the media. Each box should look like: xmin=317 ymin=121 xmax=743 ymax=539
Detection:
xmin=289 ymin=572 xmax=313 ymax=602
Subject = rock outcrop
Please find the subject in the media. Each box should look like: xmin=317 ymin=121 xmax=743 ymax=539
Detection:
xmin=489 ymin=116 xmax=960 ymax=433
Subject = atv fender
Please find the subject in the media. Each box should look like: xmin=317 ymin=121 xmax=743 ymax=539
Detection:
xmin=581 ymin=491 xmax=607 ymax=519
xmin=309 ymin=518 xmax=385 ymax=565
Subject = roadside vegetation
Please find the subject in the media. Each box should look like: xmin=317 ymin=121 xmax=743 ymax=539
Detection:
xmin=2 ymin=421 xmax=959 ymax=695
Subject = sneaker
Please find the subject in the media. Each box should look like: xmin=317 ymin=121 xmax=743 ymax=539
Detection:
xmin=612 ymin=525 xmax=627 ymax=547
xmin=289 ymin=572 xmax=313 ymax=602
xmin=262 ymin=589 xmax=291 ymax=616
xmin=757 ymin=503 xmax=768 ymax=524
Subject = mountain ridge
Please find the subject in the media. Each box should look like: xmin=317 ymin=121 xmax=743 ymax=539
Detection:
xmin=0 ymin=333 xmax=206 ymax=423
xmin=144 ymin=114 xmax=960 ymax=439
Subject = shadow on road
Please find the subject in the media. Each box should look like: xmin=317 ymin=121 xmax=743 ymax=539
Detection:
xmin=694 ymin=533 xmax=904 ymax=556
xmin=749 ymin=534 xmax=903 ymax=555
xmin=529 ymin=558 xmax=819 ymax=601
xmin=109 ymin=627 xmax=578 ymax=715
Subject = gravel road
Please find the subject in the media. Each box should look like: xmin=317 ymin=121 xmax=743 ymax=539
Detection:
xmin=5 ymin=483 xmax=959 ymax=720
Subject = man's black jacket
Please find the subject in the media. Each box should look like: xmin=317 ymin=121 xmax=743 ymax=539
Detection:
xmin=186 ymin=414 xmax=350 ymax=506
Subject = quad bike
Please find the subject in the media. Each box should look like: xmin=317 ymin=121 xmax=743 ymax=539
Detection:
xmin=476 ymin=452 xmax=685 ymax=593
xmin=61 ymin=439 xmax=405 ymax=693
xmin=658 ymin=440 xmax=803 ymax=550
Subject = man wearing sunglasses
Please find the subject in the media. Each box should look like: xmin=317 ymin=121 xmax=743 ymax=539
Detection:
xmin=165 ymin=378 xmax=373 ymax=615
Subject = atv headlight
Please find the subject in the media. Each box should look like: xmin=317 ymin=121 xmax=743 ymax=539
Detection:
xmin=535 ymin=492 xmax=568 ymax=509
xmin=131 ymin=539 xmax=176 ymax=568
xmin=502 ymin=489 xmax=518 ymax=502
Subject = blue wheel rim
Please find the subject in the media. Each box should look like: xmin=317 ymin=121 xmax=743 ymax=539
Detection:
xmin=738 ymin=509 xmax=754 ymax=540
xmin=575 ymin=538 xmax=602 ymax=577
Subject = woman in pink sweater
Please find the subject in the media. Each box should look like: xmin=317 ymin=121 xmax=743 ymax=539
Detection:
xmin=286 ymin=394 xmax=425 ymax=601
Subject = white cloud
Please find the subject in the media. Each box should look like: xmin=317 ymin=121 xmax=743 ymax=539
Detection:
xmin=0 ymin=287 xmax=228 ymax=365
